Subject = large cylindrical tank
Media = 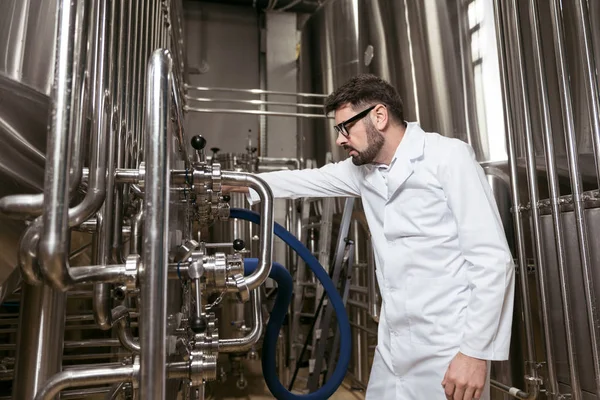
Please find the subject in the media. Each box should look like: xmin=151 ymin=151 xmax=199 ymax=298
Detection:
xmin=298 ymin=0 xmax=506 ymax=167
xmin=0 ymin=0 xmax=57 ymax=285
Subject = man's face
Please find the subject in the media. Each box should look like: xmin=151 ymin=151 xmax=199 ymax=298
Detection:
xmin=334 ymin=104 xmax=384 ymax=166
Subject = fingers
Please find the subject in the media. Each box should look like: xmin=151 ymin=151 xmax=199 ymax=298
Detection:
xmin=452 ymin=385 xmax=465 ymax=400
xmin=443 ymin=381 xmax=455 ymax=399
xmin=463 ymin=387 xmax=476 ymax=400
xmin=442 ymin=379 xmax=481 ymax=400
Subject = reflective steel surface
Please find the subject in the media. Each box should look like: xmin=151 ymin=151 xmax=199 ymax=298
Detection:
xmin=299 ymin=0 xmax=506 ymax=165
xmin=0 ymin=0 xmax=58 ymax=284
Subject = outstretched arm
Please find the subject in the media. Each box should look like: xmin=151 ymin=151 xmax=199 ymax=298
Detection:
xmin=224 ymin=158 xmax=361 ymax=202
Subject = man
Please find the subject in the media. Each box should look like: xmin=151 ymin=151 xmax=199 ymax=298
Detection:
xmin=227 ymin=74 xmax=515 ymax=399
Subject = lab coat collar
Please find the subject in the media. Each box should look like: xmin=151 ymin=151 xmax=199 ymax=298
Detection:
xmin=364 ymin=122 xmax=425 ymax=199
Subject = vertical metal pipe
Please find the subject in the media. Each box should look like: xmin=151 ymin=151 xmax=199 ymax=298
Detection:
xmin=12 ymin=284 xmax=66 ymax=399
xmin=112 ymin=0 xmax=129 ymax=264
xmin=94 ymin=0 xmax=121 ymax=331
xmin=139 ymin=48 xmax=172 ymax=399
xmin=494 ymin=0 xmax=547 ymax=394
xmin=366 ymin=235 xmax=379 ymax=322
xmin=37 ymin=0 xmax=79 ymax=290
xmin=549 ymin=1 xmax=600 ymax=396
xmin=574 ymin=0 xmax=600 ymax=187
xmin=525 ymin=0 xmax=568 ymax=394
xmin=127 ymin=0 xmax=140 ymax=169
xmin=139 ymin=0 xmax=151 ymax=158
xmin=133 ymin=0 xmax=146 ymax=167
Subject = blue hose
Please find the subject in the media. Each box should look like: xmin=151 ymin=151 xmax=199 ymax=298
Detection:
xmin=231 ymin=208 xmax=351 ymax=400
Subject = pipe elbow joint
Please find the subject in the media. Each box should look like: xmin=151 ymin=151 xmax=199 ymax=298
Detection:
xmin=38 ymin=239 xmax=72 ymax=292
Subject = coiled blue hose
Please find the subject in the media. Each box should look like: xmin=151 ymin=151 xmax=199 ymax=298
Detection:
xmin=232 ymin=208 xmax=351 ymax=400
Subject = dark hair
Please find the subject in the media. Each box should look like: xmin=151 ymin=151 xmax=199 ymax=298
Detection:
xmin=324 ymin=74 xmax=404 ymax=124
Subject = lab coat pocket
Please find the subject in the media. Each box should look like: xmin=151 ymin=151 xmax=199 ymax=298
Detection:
xmin=406 ymin=276 xmax=465 ymax=346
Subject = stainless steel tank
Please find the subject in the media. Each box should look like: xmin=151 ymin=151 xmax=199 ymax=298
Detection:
xmin=0 ymin=0 xmax=58 ymax=285
xmin=298 ymin=0 xmax=507 ymax=167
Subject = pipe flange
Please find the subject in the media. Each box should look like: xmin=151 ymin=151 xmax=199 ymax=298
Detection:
xmin=232 ymin=273 xmax=250 ymax=303
xmin=205 ymin=253 xmax=227 ymax=288
xmin=211 ymin=163 xmax=222 ymax=193
xmin=131 ymin=356 xmax=140 ymax=389
xmin=137 ymin=162 xmax=146 ymax=188
xmin=125 ymin=254 xmax=140 ymax=290
xmin=214 ymin=253 xmax=227 ymax=287
xmin=190 ymin=351 xmax=217 ymax=386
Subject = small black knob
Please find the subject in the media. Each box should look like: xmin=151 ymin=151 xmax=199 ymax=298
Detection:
xmin=191 ymin=135 xmax=206 ymax=150
xmin=222 ymin=195 xmax=230 ymax=202
xmin=233 ymin=239 xmax=245 ymax=251
xmin=210 ymin=147 xmax=220 ymax=154
xmin=190 ymin=315 xmax=208 ymax=333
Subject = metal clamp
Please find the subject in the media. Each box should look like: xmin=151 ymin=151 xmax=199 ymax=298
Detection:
xmin=231 ymin=274 xmax=250 ymax=303
xmin=125 ymin=254 xmax=140 ymax=290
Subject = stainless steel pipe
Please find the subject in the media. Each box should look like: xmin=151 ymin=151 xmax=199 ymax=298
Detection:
xmin=39 ymin=0 xmax=111 ymax=292
xmin=185 ymin=106 xmax=330 ymax=119
xmin=139 ymin=48 xmax=173 ymax=400
xmin=94 ymin=0 xmax=121 ymax=331
xmin=219 ymin=289 xmax=263 ymax=353
xmin=186 ymin=95 xmax=324 ymax=109
xmin=184 ymin=84 xmax=329 ymax=98
xmin=34 ymin=365 xmax=138 ymax=400
xmin=221 ymin=171 xmax=274 ymax=291
xmin=113 ymin=305 xmax=141 ymax=353
xmin=549 ymin=1 xmax=600 ymax=397
xmin=11 ymin=284 xmax=66 ymax=400
xmin=524 ymin=0 xmax=567 ymax=394
xmin=494 ymin=0 xmax=545 ymax=396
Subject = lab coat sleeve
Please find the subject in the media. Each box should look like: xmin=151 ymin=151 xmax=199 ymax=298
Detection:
xmin=438 ymin=140 xmax=515 ymax=361
xmin=246 ymin=157 xmax=361 ymax=204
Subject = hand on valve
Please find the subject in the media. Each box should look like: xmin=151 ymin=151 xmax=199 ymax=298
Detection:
xmin=441 ymin=352 xmax=487 ymax=400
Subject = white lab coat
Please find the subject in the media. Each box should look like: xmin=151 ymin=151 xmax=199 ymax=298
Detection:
xmin=248 ymin=122 xmax=515 ymax=399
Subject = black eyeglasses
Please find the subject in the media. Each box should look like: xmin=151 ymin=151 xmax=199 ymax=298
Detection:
xmin=333 ymin=105 xmax=377 ymax=138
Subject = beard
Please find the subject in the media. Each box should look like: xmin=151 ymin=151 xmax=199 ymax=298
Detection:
xmin=346 ymin=120 xmax=384 ymax=166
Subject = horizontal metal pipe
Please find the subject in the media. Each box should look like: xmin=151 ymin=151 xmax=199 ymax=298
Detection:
xmin=67 ymin=264 xmax=136 ymax=285
xmin=490 ymin=379 xmax=538 ymax=400
xmin=186 ymin=95 xmax=324 ymax=109
xmin=34 ymin=365 xmax=137 ymax=400
xmin=62 ymin=353 xmax=132 ymax=362
xmin=258 ymin=156 xmax=301 ymax=169
xmin=64 ymin=339 xmax=121 ymax=349
xmin=219 ymin=289 xmax=262 ymax=352
xmin=184 ymin=84 xmax=328 ymax=98
xmin=348 ymin=321 xmax=377 ymax=336
xmin=349 ymin=285 xmax=368 ymax=295
xmin=115 ymin=168 xmax=142 ymax=183
xmin=185 ymin=106 xmax=331 ymax=119
xmin=347 ymin=299 xmax=369 ymax=310
xmin=221 ymin=171 xmax=274 ymax=291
